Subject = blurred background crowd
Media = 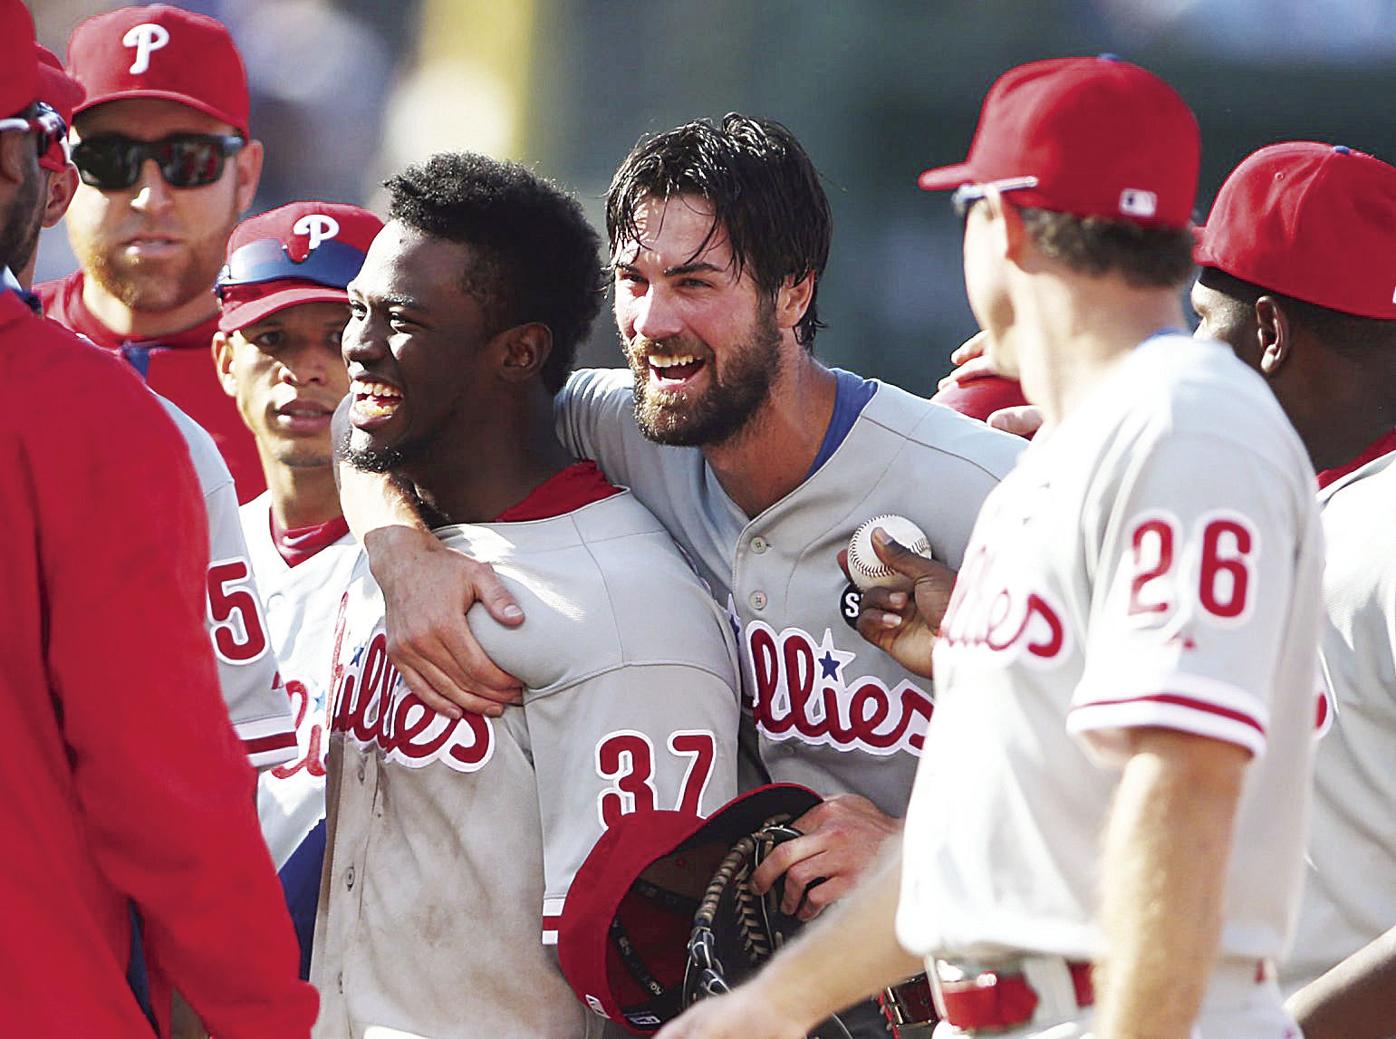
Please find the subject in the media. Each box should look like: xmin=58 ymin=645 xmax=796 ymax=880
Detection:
xmin=28 ymin=0 xmax=1396 ymax=391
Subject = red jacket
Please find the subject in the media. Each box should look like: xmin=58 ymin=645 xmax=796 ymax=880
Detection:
xmin=0 ymin=289 xmax=316 ymax=1037
xmin=37 ymin=269 xmax=267 ymax=503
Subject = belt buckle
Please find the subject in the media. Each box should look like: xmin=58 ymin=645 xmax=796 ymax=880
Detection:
xmin=877 ymin=971 xmax=938 ymax=1038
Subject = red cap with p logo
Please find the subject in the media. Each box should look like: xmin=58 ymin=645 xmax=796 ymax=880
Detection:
xmin=67 ymin=4 xmax=250 ymax=136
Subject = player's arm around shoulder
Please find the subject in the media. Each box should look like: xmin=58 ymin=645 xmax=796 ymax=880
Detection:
xmin=332 ymin=395 xmax=528 ymax=716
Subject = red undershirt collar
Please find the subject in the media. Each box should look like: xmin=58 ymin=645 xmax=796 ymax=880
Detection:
xmin=270 ymin=513 xmax=351 ymax=568
xmin=1317 ymin=427 xmax=1396 ymax=489
xmin=492 ymin=460 xmax=622 ymax=522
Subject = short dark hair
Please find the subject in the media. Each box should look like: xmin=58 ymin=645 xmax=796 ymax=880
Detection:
xmin=384 ymin=153 xmax=603 ymax=393
xmin=1197 ymin=266 xmax=1396 ymax=352
xmin=1018 ymin=208 xmax=1195 ymax=288
xmin=606 ymin=113 xmax=832 ymax=349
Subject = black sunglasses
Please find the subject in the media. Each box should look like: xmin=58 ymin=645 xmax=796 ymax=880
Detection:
xmin=71 ymin=133 xmax=246 ymax=191
xmin=0 ymin=103 xmax=67 ymax=161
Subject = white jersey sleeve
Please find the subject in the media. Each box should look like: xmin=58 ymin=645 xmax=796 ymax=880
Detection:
xmin=527 ymin=662 xmax=740 ymax=944
xmin=158 ymin=397 xmax=296 ymax=769
xmin=1068 ymin=430 xmax=1315 ymax=763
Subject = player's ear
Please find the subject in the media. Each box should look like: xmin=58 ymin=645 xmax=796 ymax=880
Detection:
xmin=1253 ymin=296 xmax=1291 ymax=375
xmin=984 ymin=188 xmax=1025 ymax=265
xmin=43 ymin=165 xmax=79 ymax=227
xmin=0 ymin=129 xmax=31 ymax=188
xmin=495 ymin=322 xmax=553 ymax=385
xmin=773 ymin=271 xmax=815 ymax=336
xmin=212 ymin=331 xmax=238 ymax=397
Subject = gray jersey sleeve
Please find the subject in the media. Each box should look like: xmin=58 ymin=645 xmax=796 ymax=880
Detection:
xmin=203 ymin=474 xmax=298 ymax=769
xmin=1067 ymin=431 xmax=1314 ymax=764
xmin=554 ymin=368 xmax=641 ymax=485
xmin=158 ymin=396 xmax=296 ymax=769
xmin=526 ymin=661 xmax=740 ymax=941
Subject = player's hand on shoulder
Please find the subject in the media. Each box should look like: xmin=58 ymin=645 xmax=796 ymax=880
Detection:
xmin=364 ymin=524 xmax=525 ymax=718
xmin=748 ymin=794 xmax=901 ymax=922
xmin=841 ymin=531 xmax=956 ymax=679
xmin=654 ymin=984 xmax=808 ymax=1039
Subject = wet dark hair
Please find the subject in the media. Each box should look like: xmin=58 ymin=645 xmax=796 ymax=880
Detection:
xmin=1197 ymin=266 xmax=1396 ymax=352
xmin=606 ymin=113 xmax=832 ymax=349
xmin=1018 ymin=208 xmax=1195 ymax=288
xmin=385 ymin=152 xmax=604 ymax=393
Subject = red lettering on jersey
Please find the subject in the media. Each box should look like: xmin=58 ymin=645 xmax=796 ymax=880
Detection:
xmin=748 ymin=622 xmax=932 ymax=757
xmin=595 ymin=730 xmax=720 ymax=828
xmin=331 ymin=630 xmax=495 ymax=773
xmin=270 ymin=679 xmax=327 ymax=779
xmin=938 ymin=543 xmax=1070 ymax=667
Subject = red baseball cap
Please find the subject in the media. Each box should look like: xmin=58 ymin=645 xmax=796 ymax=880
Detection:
xmin=557 ymin=784 xmax=821 ymax=1034
xmin=216 ymin=201 xmax=383 ymax=334
xmin=67 ymin=4 xmax=250 ymax=136
xmin=918 ymin=55 xmax=1200 ymax=228
xmin=1194 ymin=142 xmax=1396 ymax=321
xmin=931 ymin=374 xmax=1032 ymax=431
xmin=37 ymin=46 xmax=84 ymax=126
xmin=0 ymin=0 xmax=38 ymax=118
xmin=36 ymin=46 xmax=84 ymax=173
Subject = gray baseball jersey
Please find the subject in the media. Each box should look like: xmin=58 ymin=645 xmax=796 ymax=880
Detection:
xmin=555 ymin=368 xmax=1023 ymax=817
xmin=239 ymin=492 xmax=359 ymax=869
xmin=159 ymin=398 xmax=297 ymax=769
xmin=311 ymin=485 xmax=741 ymax=1039
xmin=1283 ymin=447 xmax=1396 ymax=990
xmin=896 ymin=334 xmax=1324 ymax=969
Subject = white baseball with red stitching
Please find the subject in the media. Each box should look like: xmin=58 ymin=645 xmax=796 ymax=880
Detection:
xmin=847 ymin=514 xmax=931 ymax=592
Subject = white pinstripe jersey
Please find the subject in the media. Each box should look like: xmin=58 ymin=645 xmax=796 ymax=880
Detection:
xmin=895 ymin=335 xmax=1324 ymax=964
xmin=239 ymin=493 xmax=359 ymax=868
xmin=311 ymin=488 xmax=740 ymax=1039
xmin=159 ymin=399 xmax=296 ymax=769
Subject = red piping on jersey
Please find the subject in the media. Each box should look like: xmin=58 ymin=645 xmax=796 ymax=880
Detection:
xmin=1072 ymin=692 xmax=1265 ymax=736
xmin=242 ymin=731 xmax=298 ymax=757
xmin=1316 ymin=427 xmax=1396 ymax=489
xmin=493 ymin=460 xmax=622 ymax=522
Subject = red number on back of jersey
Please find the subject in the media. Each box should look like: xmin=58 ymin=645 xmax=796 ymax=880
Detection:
xmin=206 ymin=557 xmax=270 ymax=664
xmin=596 ymin=730 xmax=718 ymax=829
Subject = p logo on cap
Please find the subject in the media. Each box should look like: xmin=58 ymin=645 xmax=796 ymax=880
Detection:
xmin=122 ymin=23 xmax=170 ymax=75
xmin=293 ymin=213 xmax=342 ymax=256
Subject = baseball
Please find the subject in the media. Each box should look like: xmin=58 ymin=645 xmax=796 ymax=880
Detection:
xmin=846 ymin=514 xmax=931 ymax=592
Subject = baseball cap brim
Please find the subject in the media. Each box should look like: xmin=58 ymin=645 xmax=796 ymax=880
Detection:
xmin=218 ymin=285 xmax=350 ymax=334
xmin=75 ymin=87 xmax=247 ymax=135
xmin=917 ymin=161 xmax=977 ymax=192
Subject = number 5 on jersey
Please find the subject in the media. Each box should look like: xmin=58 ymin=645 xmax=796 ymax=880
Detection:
xmin=206 ymin=556 xmax=271 ymax=664
xmin=595 ymin=730 xmax=717 ymax=828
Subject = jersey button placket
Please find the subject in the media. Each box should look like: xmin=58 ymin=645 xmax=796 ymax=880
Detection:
xmin=751 ymin=536 xmax=768 ymax=554
xmin=750 ymin=590 xmax=767 ymax=610
xmin=345 ymin=865 xmax=355 ymax=890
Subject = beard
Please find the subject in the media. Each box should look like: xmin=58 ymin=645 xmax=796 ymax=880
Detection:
xmin=337 ymin=424 xmax=431 ymax=476
xmin=625 ymin=300 xmax=783 ymax=448
xmin=78 ymin=204 xmax=238 ymax=314
xmin=0 ymin=163 xmax=43 ymax=276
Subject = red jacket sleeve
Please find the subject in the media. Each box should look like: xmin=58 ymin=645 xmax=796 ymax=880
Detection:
xmin=25 ymin=331 xmax=317 ymax=1037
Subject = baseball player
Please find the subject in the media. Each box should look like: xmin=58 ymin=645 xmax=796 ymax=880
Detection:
xmin=337 ymin=120 xmax=1022 ymax=1038
xmin=212 ymin=201 xmax=380 ymax=977
xmin=39 ymin=4 xmax=267 ymax=502
xmin=659 ymin=57 xmax=1324 ymax=1039
xmin=0 ymin=7 xmax=315 ymax=1035
xmin=1188 ymin=142 xmax=1396 ymax=1032
xmin=9 ymin=46 xmax=80 ymax=289
xmin=313 ymin=153 xmax=742 ymax=1039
